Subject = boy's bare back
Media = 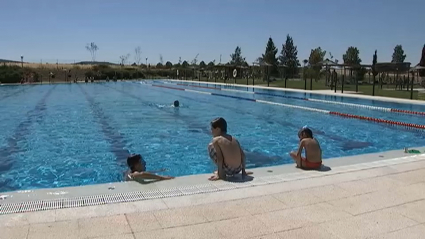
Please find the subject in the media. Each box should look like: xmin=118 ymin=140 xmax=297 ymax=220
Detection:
xmin=302 ymin=138 xmax=322 ymax=163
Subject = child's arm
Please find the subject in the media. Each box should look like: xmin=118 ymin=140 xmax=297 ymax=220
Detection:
xmin=295 ymin=139 xmax=305 ymax=160
xmin=129 ymin=172 xmax=174 ymax=180
xmin=145 ymin=168 xmax=168 ymax=174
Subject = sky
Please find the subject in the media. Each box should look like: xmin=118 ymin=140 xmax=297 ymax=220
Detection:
xmin=1 ymin=0 xmax=424 ymax=65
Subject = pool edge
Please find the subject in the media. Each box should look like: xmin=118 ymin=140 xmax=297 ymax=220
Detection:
xmin=1 ymin=148 xmax=424 ymax=215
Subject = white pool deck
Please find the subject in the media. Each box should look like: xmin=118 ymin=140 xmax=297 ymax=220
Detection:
xmin=1 ymin=80 xmax=425 ymax=238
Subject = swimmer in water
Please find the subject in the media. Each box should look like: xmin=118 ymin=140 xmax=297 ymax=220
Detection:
xmin=124 ymin=154 xmax=174 ymax=181
xmin=173 ymin=100 xmax=180 ymax=107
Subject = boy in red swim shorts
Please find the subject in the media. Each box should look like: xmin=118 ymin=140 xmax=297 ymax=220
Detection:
xmin=290 ymin=127 xmax=322 ymax=170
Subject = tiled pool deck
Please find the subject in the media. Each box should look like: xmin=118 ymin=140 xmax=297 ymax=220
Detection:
xmin=1 ymin=149 xmax=425 ymax=239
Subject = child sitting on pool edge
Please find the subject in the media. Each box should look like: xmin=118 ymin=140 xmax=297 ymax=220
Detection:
xmin=125 ymin=154 xmax=174 ymax=181
xmin=289 ymin=126 xmax=322 ymax=170
xmin=207 ymin=117 xmax=252 ymax=181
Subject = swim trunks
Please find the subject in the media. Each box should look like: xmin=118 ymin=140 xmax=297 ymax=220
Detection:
xmin=301 ymin=157 xmax=322 ymax=169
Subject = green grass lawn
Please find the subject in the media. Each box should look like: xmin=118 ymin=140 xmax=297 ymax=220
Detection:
xmin=271 ymin=80 xmax=420 ymax=100
xmin=337 ymin=84 xmax=419 ymax=99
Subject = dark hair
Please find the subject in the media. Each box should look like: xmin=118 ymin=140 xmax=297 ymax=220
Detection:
xmin=301 ymin=128 xmax=313 ymax=138
xmin=174 ymin=100 xmax=179 ymax=107
xmin=211 ymin=117 xmax=227 ymax=132
xmin=127 ymin=154 xmax=142 ymax=172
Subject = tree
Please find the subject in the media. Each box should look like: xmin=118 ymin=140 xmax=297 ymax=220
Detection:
xmin=328 ymin=52 xmax=339 ymax=64
xmin=156 ymin=62 xmax=163 ymax=68
xmin=391 ymin=45 xmax=406 ymax=63
xmin=165 ymin=61 xmax=173 ymax=68
xmin=302 ymin=59 xmax=308 ymax=79
xmin=308 ymin=47 xmax=326 ymax=65
xmin=256 ymin=57 xmax=264 ymax=64
xmin=159 ymin=54 xmax=164 ymax=65
xmin=279 ymin=34 xmax=300 ymax=77
xmin=119 ymin=54 xmax=130 ymax=65
xmin=199 ymin=61 xmax=206 ymax=68
xmin=308 ymin=48 xmax=326 ymax=79
xmin=262 ymin=37 xmax=278 ymax=66
xmin=191 ymin=54 xmax=199 ymax=65
xmin=308 ymin=47 xmax=326 ymax=78
xmin=134 ymin=46 xmax=142 ymax=65
xmin=86 ymin=42 xmax=99 ymax=62
xmin=420 ymin=44 xmax=425 ymax=77
xmin=229 ymin=46 xmax=246 ymax=66
xmin=207 ymin=61 xmax=215 ymax=67
xmin=261 ymin=37 xmax=279 ymax=76
xmin=372 ymin=50 xmax=378 ymax=95
xmin=182 ymin=61 xmax=189 ymax=68
xmin=343 ymin=46 xmax=362 ymax=66
xmin=343 ymin=46 xmax=364 ymax=82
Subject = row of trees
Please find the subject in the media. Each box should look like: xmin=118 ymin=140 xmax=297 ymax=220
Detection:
xmin=85 ymin=39 xmax=418 ymax=79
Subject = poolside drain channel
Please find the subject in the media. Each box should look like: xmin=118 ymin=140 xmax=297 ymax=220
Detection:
xmin=0 ymin=154 xmax=424 ymax=215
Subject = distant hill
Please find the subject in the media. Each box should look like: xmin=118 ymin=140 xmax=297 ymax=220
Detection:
xmin=1 ymin=59 xmax=118 ymax=65
xmin=0 ymin=59 xmax=20 ymax=63
xmin=75 ymin=61 xmax=118 ymax=66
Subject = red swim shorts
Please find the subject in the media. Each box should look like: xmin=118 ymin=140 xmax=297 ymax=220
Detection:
xmin=301 ymin=157 xmax=322 ymax=169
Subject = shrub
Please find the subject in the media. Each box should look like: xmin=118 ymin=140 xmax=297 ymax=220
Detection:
xmin=92 ymin=64 xmax=112 ymax=72
xmin=355 ymin=67 xmax=367 ymax=81
xmin=85 ymin=71 xmax=94 ymax=78
xmin=0 ymin=65 xmax=23 ymax=83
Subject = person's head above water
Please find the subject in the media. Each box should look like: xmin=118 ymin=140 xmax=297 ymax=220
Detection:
xmin=127 ymin=154 xmax=146 ymax=173
xmin=298 ymin=126 xmax=313 ymax=140
xmin=211 ymin=117 xmax=227 ymax=137
xmin=173 ymin=100 xmax=180 ymax=107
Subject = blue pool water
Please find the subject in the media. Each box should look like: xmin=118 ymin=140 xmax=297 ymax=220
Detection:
xmin=0 ymin=81 xmax=425 ymax=193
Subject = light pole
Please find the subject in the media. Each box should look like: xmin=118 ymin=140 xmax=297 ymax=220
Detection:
xmin=20 ymin=55 xmax=23 ymax=68
xmin=145 ymin=58 xmax=148 ymax=66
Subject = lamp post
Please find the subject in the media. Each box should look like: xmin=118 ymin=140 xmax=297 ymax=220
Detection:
xmin=145 ymin=58 xmax=148 ymax=66
xmin=20 ymin=55 xmax=23 ymax=68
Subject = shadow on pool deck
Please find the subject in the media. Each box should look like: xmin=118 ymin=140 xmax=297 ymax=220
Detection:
xmin=318 ymin=165 xmax=332 ymax=172
xmin=282 ymin=164 xmax=332 ymax=172
xmin=226 ymin=175 xmax=254 ymax=183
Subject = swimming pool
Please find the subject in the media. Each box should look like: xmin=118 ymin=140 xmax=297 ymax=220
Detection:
xmin=0 ymin=81 xmax=424 ymax=193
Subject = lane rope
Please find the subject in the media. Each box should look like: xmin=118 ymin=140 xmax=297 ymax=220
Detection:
xmin=149 ymin=83 xmax=425 ymax=130
xmin=172 ymin=82 xmax=425 ymax=116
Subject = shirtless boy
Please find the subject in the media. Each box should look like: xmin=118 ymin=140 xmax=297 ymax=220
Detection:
xmin=207 ymin=117 xmax=252 ymax=181
xmin=125 ymin=154 xmax=174 ymax=182
xmin=290 ymin=127 xmax=322 ymax=170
